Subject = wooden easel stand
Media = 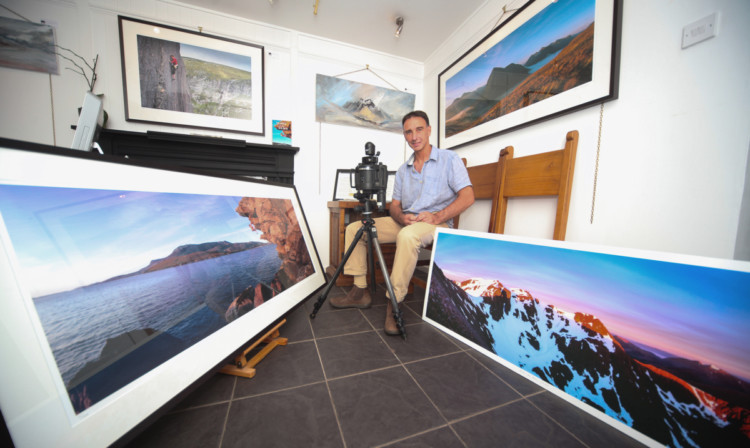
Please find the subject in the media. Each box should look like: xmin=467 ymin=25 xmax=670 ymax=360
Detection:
xmin=220 ymin=319 xmax=287 ymax=379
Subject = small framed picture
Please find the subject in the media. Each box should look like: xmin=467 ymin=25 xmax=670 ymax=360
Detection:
xmin=332 ymin=169 xmax=356 ymax=201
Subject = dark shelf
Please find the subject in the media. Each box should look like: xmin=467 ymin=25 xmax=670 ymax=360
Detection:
xmin=97 ymin=129 xmax=299 ymax=185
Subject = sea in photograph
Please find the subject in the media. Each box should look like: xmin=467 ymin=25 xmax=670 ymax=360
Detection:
xmin=33 ymin=243 xmax=281 ymax=409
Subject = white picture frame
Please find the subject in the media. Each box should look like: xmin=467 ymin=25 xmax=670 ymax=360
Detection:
xmin=423 ymin=227 xmax=750 ymax=447
xmin=0 ymin=138 xmax=325 ymax=447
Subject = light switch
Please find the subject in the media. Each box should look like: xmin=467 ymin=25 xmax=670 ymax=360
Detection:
xmin=682 ymin=13 xmax=718 ymax=49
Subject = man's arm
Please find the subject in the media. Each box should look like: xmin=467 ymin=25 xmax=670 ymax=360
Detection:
xmin=416 ymin=185 xmax=475 ymax=225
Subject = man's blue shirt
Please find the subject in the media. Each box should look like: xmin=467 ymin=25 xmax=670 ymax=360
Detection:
xmin=392 ymin=146 xmax=472 ymax=227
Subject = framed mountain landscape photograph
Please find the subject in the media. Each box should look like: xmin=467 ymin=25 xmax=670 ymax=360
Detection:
xmin=438 ymin=0 xmax=621 ymax=148
xmin=0 ymin=138 xmax=324 ymax=447
xmin=118 ymin=16 xmax=265 ymax=135
xmin=424 ymin=228 xmax=750 ymax=447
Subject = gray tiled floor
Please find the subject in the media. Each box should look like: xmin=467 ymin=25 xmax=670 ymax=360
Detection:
xmin=120 ymin=284 xmax=646 ymax=448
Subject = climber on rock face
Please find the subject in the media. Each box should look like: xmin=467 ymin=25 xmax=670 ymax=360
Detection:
xmin=169 ymin=55 xmax=178 ymax=80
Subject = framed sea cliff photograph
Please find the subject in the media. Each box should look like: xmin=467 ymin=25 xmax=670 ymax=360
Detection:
xmin=438 ymin=0 xmax=621 ymax=148
xmin=0 ymin=137 xmax=324 ymax=447
xmin=118 ymin=16 xmax=265 ymax=135
xmin=423 ymin=228 xmax=750 ymax=447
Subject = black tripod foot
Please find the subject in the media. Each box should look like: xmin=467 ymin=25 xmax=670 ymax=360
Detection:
xmin=385 ymin=300 xmax=407 ymax=339
xmin=310 ymin=299 xmax=323 ymax=318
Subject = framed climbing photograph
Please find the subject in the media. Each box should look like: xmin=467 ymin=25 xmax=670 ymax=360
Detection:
xmin=118 ymin=16 xmax=265 ymax=135
xmin=438 ymin=0 xmax=621 ymax=148
xmin=0 ymin=137 xmax=325 ymax=447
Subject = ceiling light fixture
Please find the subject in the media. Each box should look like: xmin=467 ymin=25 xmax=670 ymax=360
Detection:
xmin=395 ymin=16 xmax=404 ymax=37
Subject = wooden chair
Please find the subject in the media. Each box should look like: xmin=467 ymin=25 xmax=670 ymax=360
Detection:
xmin=466 ymin=154 xmax=506 ymax=232
xmin=490 ymin=130 xmax=579 ymax=240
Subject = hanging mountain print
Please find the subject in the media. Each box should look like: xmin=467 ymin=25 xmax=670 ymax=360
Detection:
xmin=315 ymin=74 xmax=415 ymax=133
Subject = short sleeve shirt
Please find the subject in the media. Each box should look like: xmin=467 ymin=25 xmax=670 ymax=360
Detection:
xmin=392 ymin=146 xmax=472 ymax=227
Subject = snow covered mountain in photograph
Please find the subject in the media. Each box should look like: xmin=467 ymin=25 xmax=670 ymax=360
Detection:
xmin=426 ymin=263 xmax=750 ymax=448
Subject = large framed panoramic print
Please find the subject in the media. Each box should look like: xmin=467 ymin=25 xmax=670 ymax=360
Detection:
xmin=438 ymin=0 xmax=621 ymax=148
xmin=0 ymin=138 xmax=325 ymax=447
xmin=119 ymin=16 xmax=265 ymax=135
xmin=424 ymin=228 xmax=750 ymax=448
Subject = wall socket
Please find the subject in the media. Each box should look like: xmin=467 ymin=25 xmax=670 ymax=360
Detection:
xmin=682 ymin=13 xmax=718 ymax=49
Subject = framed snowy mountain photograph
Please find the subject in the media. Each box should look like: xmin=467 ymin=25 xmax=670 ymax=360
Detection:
xmin=423 ymin=228 xmax=750 ymax=448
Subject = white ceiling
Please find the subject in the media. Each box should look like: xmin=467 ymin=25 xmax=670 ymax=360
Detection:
xmin=178 ymin=0 xmax=490 ymax=61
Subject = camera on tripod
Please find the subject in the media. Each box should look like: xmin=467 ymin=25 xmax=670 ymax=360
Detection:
xmin=351 ymin=142 xmax=388 ymax=210
xmin=312 ymin=141 xmax=406 ymax=338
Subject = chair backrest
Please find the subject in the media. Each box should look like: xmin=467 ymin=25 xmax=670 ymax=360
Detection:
xmin=466 ymin=155 xmax=505 ymax=232
xmin=490 ymin=130 xmax=578 ymax=240
xmin=451 ymin=157 xmax=469 ymax=229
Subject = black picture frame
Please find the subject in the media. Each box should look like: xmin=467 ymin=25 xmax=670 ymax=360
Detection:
xmin=438 ymin=0 xmax=621 ymax=149
xmin=118 ymin=16 xmax=265 ymax=135
xmin=332 ymin=169 xmax=355 ymax=201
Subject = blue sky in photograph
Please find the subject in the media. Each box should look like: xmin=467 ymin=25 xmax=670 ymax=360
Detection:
xmin=180 ymin=43 xmax=252 ymax=72
xmin=0 ymin=185 xmax=263 ymax=296
xmin=446 ymin=0 xmax=595 ymax=105
xmin=433 ymin=232 xmax=750 ymax=381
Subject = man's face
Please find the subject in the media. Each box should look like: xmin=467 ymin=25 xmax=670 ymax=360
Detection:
xmin=402 ymin=116 xmax=431 ymax=153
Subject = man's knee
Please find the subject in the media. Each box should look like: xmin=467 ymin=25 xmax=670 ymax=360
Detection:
xmin=345 ymin=221 xmax=364 ymax=240
xmin=396 ymin=226 xmax=424 ymax=249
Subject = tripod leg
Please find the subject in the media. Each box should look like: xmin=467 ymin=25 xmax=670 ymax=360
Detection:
xmin=368 ymin=229 xmax=407 ymax=340
xmin=310 ymin=225 xmax=367 ymax=318
xmin=367 ymin=232 xmax=376 ymax=293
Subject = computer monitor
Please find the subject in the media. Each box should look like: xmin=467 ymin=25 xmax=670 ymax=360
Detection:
xmin=70 ymin=91 xmax=103 ymax=152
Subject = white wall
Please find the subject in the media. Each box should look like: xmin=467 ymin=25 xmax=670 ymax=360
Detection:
xmin=425 ymin=0 xmax=750 ymax=261
xmin=0 ymin=0 xmax=423 ymax=268
xmin=2 ymin=0 xmax=749 ymax=263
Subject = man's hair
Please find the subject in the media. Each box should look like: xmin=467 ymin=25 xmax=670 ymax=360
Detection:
xmin=402 ymin=110 xmax=430 ymax=127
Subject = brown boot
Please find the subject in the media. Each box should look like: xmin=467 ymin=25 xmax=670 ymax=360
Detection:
xmin=384 ymin=300 xmax=401 ymax=335
xmin=330 ymin=286 xmax=372 ymax=309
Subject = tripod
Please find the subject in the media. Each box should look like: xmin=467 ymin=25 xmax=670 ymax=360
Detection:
xmin=310 ymin=198 xmax=406 ymax=339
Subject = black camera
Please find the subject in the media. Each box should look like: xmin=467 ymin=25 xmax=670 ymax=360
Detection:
xmin=352 ymin=142 xmax=388 ymax=209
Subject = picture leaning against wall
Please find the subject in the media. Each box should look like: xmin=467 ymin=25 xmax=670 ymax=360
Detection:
xmin=0 ymin=187 xmax=314 ymax=414
xmin=424 ymin=228 xmax=750 ymax=448
xmin=0 ymin=140 xmax=325 ymax=448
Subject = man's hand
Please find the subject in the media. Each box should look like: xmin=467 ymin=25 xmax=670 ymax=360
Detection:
xmin=414 ymin=211 xmax=440 ymax=225
xmin=401 ymin=213 xmax=419 ymax=225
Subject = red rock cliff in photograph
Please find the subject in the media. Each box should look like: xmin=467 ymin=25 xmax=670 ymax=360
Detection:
xmin=225 ymin=197 xmax=314 ymax=321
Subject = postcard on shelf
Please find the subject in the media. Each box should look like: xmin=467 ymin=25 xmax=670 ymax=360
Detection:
xmin=272 ymin=120 xmax=291 ymax=146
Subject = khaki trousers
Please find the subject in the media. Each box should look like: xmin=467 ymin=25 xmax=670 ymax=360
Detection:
xmin=342 ymin=217 xmax=448 ymax=302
